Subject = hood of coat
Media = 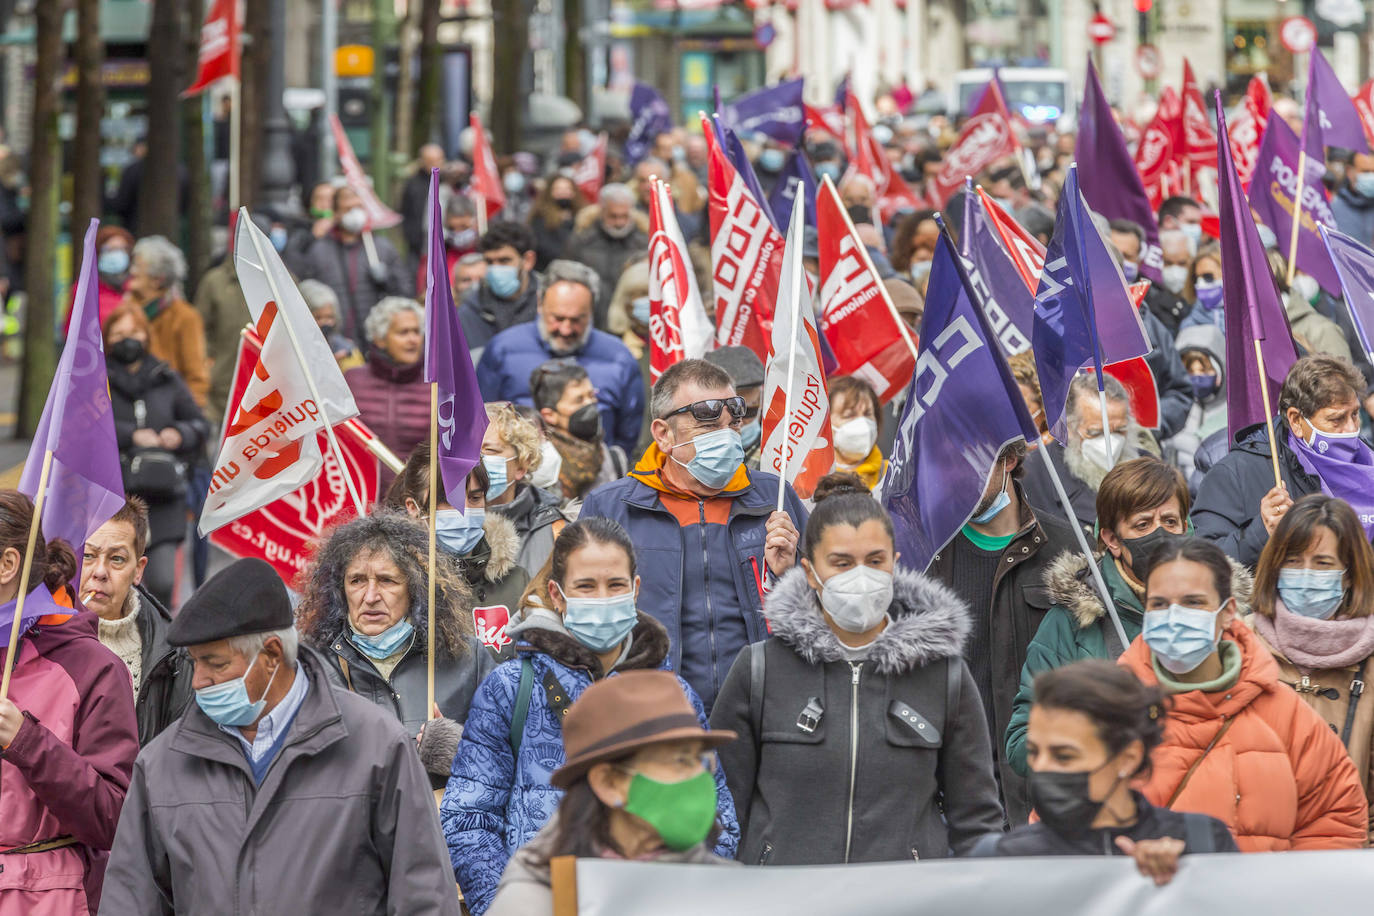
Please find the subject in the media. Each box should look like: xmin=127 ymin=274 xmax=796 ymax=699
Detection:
xmin=1174 ymin=323 xmax=1226 ymax=379
xmin=513 ymin=607 xmax=671 ymax=677
xmin=1045 ymin=551 xmax=1254 ymax=630
xmin=764 ymin=565 xmax=970 ymax=676
xmin=480 ymin=511 xmax=521 ymax=583
xmin=1120 ymin=615 xmax=1279 ymax=719
xmin=107 ymin=354 xmax=177 ymax=399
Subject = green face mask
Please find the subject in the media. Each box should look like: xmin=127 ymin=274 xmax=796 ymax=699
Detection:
xmin=310 ymin=207 xmax=333 ymax=220
xmin=621 ymin=769 xmax=717 ymax=851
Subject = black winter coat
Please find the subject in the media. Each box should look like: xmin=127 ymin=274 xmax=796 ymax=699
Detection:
xmin=131 ymin=584 xmax=194 ymax=746
xmin=1140 ymin=305 xmax=1194 ymax=440
xmin=561 ymin=223 xmax=649 ymax=330
xmin=709 ymin=566 xmax=1005 ymax=866
xmin=1142 ymin=284 xmax=1189 ymax=338
xmin=925 ymin=490 xmax=1077 ymax=825
xmin=108 ymin=356 xmax=210 ymax=547
xmin=1192 ymin=418 xmax=1321 ymax=567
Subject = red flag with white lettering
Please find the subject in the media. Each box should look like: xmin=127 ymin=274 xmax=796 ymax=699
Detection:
xmin=1229 ymin=77 xmax=1271 ymax=191
xmin=927 ymin=80 xmax=1021 ymax=207
xmin=703 ymin=113 xmax=782 ymax=362
xmin=805 ymin=103 xmax=846 ymax=144
xmin=469 ymin=112 xmax=507 ymax=220
xmin=816 ymin=179 xmax=915 ymax=403
xmin=845 ymin=91 xmax=924 ymax=226
xmin=1136 ymin=88 xmax=1181 ymax=210
xmin=1182 ymin=59 xmax=1219 ymax=174
xmin=648 ymin=178 xmax=713 ymax=382
xmin=184 ymin=0 xmax=238 ymax=97
xmin=571 ymin=133 xmax=607 ymax=203
xmin=329 ymin=115 xmax=403 ymax=230
xmin=1355 ymin=80 xmax=1374 ymax=150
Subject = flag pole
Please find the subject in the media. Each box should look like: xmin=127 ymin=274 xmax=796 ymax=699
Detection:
xmin=0 ymin=450 xmax=53 ymax=702
xmin=1097 ymin=384 xmax=1117 ymax=467
xmin=1285 ymin=148 xmax=1307 ymax=287
xmin=427 ymin=381 xmax=438 ymax=719
xmin=776 ymin=204 xmax=805 ymax=513
xmin=1254 ymin=339 xmax=1285 ymax=492
xmin=229 ymin=77 xmax=241 ymax=211
xmin=472 ymin=191 xmax=487 ymax=235
xmin=242 ymin=210 xmax=368 ymax=519
xmin=825 ymin=175 xmax=919 ymax=361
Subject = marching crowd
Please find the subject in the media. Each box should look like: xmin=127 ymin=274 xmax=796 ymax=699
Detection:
xmin=6 ymin=86 xmax=1374 ymax=915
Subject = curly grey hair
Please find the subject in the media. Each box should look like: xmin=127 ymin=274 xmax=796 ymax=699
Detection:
xmin=363 ymin=296 xmax=425 ymax=346
xmin=133 ymin=235 xmax=187 ymax=294
xmin=295 ymin=511 xmax=473 ymax=657
xmin=542 ymin=259 xmax=601 ymax=308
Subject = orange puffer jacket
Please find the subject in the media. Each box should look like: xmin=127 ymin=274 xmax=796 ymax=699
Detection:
xmin=1120 ymin=620 xmax=1369 ymax=851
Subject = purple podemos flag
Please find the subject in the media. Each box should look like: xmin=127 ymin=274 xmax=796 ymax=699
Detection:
xmin=1249 ymin=111 xmax=1340 ymax=294
xmin=880 ymin=231 xmax=1038 ymax=574
xmin=1214 ymin=96 xmax=1298 ymax=443
xmin=19 ymin=219 xmax=125 ymax=564
xmin=1319 ymin=223 xmax=1374 ymax=363
xmin=1307 ymin=49 xmax=1370 ymax=154
xmin=422 ymin=168 xmax=488 ymax=507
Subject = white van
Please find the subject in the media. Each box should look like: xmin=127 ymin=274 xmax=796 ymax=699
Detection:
xmin=952 ymin=67 xmax=1074 ymax=127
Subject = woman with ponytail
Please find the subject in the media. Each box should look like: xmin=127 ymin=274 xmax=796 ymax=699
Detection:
xmin=0 ymin=490 xmax=139 ymax=914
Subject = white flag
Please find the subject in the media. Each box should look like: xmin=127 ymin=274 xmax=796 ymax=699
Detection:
xmin=648 ymin=177 xmax=713 ymax=382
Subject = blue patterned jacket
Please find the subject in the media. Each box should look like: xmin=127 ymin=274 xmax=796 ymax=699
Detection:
xmin=439 ymin=612 xmax=740 ymax=913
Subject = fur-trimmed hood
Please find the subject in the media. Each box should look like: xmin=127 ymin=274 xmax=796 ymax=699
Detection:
xmin=480 ymin=512 xmax=521 ymax=583
xmin=764 ymin=566 xmax=970 ymax=675
xmin=1045 ymin=551 xmax=1254 ymax=630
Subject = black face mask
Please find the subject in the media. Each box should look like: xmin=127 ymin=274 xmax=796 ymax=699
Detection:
xmin=567 ymin=403 xmax=602 ymax=442
xmin=318 ymin=323 xmax=337 ymax=338
xmin=1120 ymin=526 xmax=1185 ymax=576
xmin=1027 ymin=763 xmax=1119 ymax=836
xmin=554 ymin=197 xmax=576 ymax=211
xmin=108 ymin=337 xmax=145 ymax=365
xmin=846 ymin=205 xmax=873 ymax=225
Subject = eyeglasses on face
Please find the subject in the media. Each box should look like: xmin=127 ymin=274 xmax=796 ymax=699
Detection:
xmin=659 ymin=397 xmax=747 ymax=423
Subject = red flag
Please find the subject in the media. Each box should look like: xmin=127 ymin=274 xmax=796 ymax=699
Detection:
xmin=927 ymin=80 xmax=1021 ymax=207
xmin=570 ymin=133 xmax=607 ymax=203
xmin=208 ymin=329 xmax=380 ymax=584
xmin=703 ymin=114 xmax=783 ymax=361
xmin=845 ymin=91 xmax=924 ymax=226
xmin=816 ymin=179 xmax=915 ymax=403
xmin=648 ymin=178 xmax=713 ymax=382
xmin=805 ymin=103 xmax=846 ymax=144
xmin=1355 ymin=80 xmax=1374 ymax=150
xmin=183 ymin=0 xmax=239 ymax=97
xmin=1229 ymin=77 xmax=1271 ymax=190
xmin=469 ymin=112 xmax=506 ymax=220
xmin=328 ymin=115 xmax=403 ymax=230
xmin=1136 ymin=90 xmax=1181 ymax=210
xmin=1182 ymin=59 xmax=1219 ymax=174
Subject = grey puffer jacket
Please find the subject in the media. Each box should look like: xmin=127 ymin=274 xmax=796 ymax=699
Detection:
xmin=709 ymin=566 xmax=1005 ymax=866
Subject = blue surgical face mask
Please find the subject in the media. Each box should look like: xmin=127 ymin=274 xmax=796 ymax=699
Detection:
xmin=910 ymin=260 xmax=932 ymax=283
xmin=503 ymin=171 xmax=527 ymax=195
xmin=1180 ymin=222 xmax=1203 ymax=247
xmin=1277 ymin=567 xmax=1346 ymax=620
xmin=194 ymin=652 xmax=280 ymax=727
xmin=1355 ymin=172 xmax=1374 ymax=199
xmin=970 ymin=470 xmax=1010 ymax=525
xmin=1143 ymin=602 xmax=1223 ymax=675
xmin=1188 ymin=373 xmax=1218 ymax=402
xmin=632 ymin=295 xmax=652 ymax=326
xmin=671 ymin=427 xmax=744 ymax=490
xmin=1195 ymin=280 xmax=1223 ymax=310
xmin=758 ymin=148 xmax=786 ymax=172
xmin=555 ymin=582 xmax=639 ymax=652
xmin=270 ymin=226 xmax=289 ymax=252
xmin=814 ymin=161 xmax=842 ymax=181
xmin=98 ymin=247 xmax=130 ymax=277
xmin=1121 ymin=260 xmax=1139 ymax=283
xmin=435 ymin=506 xmax=486 ymax=556
xmin=740 ymin=419 xmax=762 ymax=452
xmin=485 ymin=263 xmax=521 ymax=299
xmin=350 ymin=617 xmax=416 ymax=660
xmin=483 ymin=454 xmax=511 ymax=499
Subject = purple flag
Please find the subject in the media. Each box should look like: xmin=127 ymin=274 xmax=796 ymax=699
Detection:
xmin=834 ymin=74 xmax=850 ymax=110
xmin=1319 ymin=223 xmax=1374 ymax=363
xmin=1249 ymin=111 xmax=1341 ymax=294
xmin=626 ymin=82 xmax=673 ymax=165
xmin=1215 ymin=95 xmax=1299 ymax=443
xmin=1031 ymin=164 xmax=1151 ymax=440
xmin=718 ymin=117 xmax=780 ymax=232
xmin=721 ymin=79 xmax=806 ymax=147
xmin=959 ymin=179 xmax=1034 ymax=357
xmin=1074 ymin=59 xmax=1163 ymax=284
xmin=19 ymin=219 xmax=125 ymax=560
xmin=422 ymin=169 xmax=488 ymax=507
xmin=880 ymin=231 xmax=1038 ymax=573
xmin=1308 ymin=49 xmax=1370 ymax=154
xmin=767 ymin=149 xmax=817 ymax=230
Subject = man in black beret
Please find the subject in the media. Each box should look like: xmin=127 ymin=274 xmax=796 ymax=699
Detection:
xmin=100 ymin=558 xmax=461 ymax=915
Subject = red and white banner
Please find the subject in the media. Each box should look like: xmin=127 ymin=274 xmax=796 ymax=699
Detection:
xmin=648 ymin=178 xmax=713 ymax=383
xmin=1182 ymin=59 xmax=1219 ymax=174
xmin=184 ymin=0 xmax=239 ymax=97
xmin=1355 ymin=80 xmax=1374 ymax=151
xmin=927 ymin=80 xmax=1021 ymax=207
xmin=762 ymin=205 xmax=832 ymax=500
xmin=328 ymin=115 xmax=402 ymax=230
xmin=1136 ymin=87 xmax=1182 ymax=210
xmin=571 ymin=133 xmax=608 ymax=203
xmin=473 ymin=604 xmax=513 ymax=652
xmin=816 ymin=179 xmax=914 ymax=403
xmin=1228 ymin=76 xmax=1271 ymax=191
xmin=805 ymin=103 xmax=846 ymax=143
xmin=469 ymin=112 xmax=507 ymax=221
xmin=845 ymin=91 xmax=924 ymax=226
xmin=703 ymin=114 xmax=783 ymax=362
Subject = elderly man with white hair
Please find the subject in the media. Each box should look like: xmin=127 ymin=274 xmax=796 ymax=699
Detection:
xmin=343 ymin=296 xmax=429 ymax=486
xmin=122 ymin=235 xmax=210 ymax=407
xmin=562 ymin=182 xmax=648 ymax=328
xmin=476 ymin=259 xmax=645 ymax=454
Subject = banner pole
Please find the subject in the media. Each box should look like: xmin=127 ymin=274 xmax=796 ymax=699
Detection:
xmin=427 ymin=381 xmax=438 ymax=720
xmin=1097 ymin=383 xmax=1117 ymax=467
xmin=229 ymin=77 xmax=241 ymax=212
xmin=0 ymin=450 xmax=53 ymax=702
xmin=472 ymin=191 xmax=487 ymax=235
xmin=1285 ymin=148 xmax=1307 ymax=287
xmin=776 ymin=209 xmax=804 ymax=513
xmin=1254 ymin=338 xmax=1285 ymax=492
xmin=826 ymin=175 xmax=919 ymax=361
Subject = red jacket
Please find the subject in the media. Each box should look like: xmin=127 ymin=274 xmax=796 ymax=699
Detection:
xmin=0 ymin=590 xmax=139 ymax=913
xmin=344 ymin=352 xmax=431 ymax=492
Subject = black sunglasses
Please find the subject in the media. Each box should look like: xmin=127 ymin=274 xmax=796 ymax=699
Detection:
xmin=660 ymin=397 xmax=747 ymax=423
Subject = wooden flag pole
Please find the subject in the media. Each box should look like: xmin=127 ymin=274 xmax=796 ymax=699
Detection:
xmin=472 ymin=191 xmax=487 ymax=235
xmin=1285 ymin=149 xmax=1308 ymax=287
xmin=1254 ymin=339 xmax=1285 ymax=492
xmin=0 ymin=450 xmax=53 ymax=702
xmin=427 ymin=383 xmax=438 ymax=720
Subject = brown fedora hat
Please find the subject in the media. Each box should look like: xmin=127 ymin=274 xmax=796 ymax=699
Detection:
xmin=551 ymin=670 xmax=736 ymax=789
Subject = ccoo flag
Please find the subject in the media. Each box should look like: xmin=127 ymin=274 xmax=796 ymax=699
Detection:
xmin=880 ymin=231 xmax=1039 ymax=574
xmin=19 ymin=219 xmax=125 ymax=560
xmin=648 ymin=177 xmax=713 ymax=382
xmin=424 ymin=169 xmax=489 ymax=506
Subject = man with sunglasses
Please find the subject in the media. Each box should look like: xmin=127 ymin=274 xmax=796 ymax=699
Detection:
xmin=579 ymin=359 xmax=808 ymax=712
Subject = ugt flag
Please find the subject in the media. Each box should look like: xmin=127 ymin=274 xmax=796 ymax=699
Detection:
xmin=720 ymin=78 xmax=806 ymax=147
xmin=1356 ymin=79 xmax=1374 ymax=150
xmin=183 ymin=0 xmax=239 ymax=97
xmin=762 ymin=201 xmax=833 ymax=500
xmin=1249 ymin=111 xmax=1340 ymax=294
xmin=1031 ymin=164 xmax=1150 ymax=441
xmin=1181 ymin=59 xmax=1219 ymax=174
xmin=1136 ymin=87 xmax=1182 ymax=210
xmin=626 ymin=82 xmax=672 ymax=165
xmin=1229 ymin=75 xmax=1272 ymax=190
xmin=880 ymin=231 xmax=1038 ymax=574
xmin=1321 ymin=223 xmax=1374 ymax=363
xmin=846 ymin=90 xmax=924 ymax=226
xmin=329 ymin=114 xmax=402 ymax=229
xmin=927 ymin=79 xmax=1020 ymax=206
xmin=424 ymin=169 xmax=488 ymax=505
xmin=648 ymin=176 xmax=713 ymax=382
xmin=20 ymin=219 xmax=124 ymax=559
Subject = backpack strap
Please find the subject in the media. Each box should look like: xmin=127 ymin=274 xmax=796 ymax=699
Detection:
xmin=1166 ymin=716 xmax=1235 ymax=808
xmin=749 ymin=642 xmax=766 ymax=734
xmin=1181 ymin=813 xmax=1215 ymax=854
xmin=509 ymin=657 xmax=535 ymax=756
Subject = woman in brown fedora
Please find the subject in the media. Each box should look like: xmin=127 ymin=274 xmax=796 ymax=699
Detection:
xmin=486 ymin=670 xmax=737 ymax=913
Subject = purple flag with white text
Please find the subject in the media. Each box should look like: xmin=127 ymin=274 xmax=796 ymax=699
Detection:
xmin=880 ymin=231 xmax=1038 ymax=574
xmin=19 ymin=219 xmax=125 ymax=561
xmin=768 ymin=149 xmax=817 ymax=230
xmin=718 ymin=117 xmax=780 ymax=232
xmin=1308 ymin=49 xmax=1370 ymax=154
xmin=960 ymin=180 xmax=1035 ymax=357
xmin=721 ymin=79 xmax=806 ymax=147
xmin=1319 ymin=223 xmax=1374 ymax=363
xmin=626 ymin=82 xmax=673 ymax=165
xmin=423 ymin=169 xmax=488 ymax=506
xmin=1074 ymin=59 xmax=1163 ymax=283
xmin=1215 ymin=96 xmax=1298 ymax=443
xmin=1249 ymin=111 xmax=1340 ymax=293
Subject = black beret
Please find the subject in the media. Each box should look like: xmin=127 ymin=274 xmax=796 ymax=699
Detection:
xmin=704 ymin=345 xmax=765 ymax=391
xmin=166 ymin=558 xmax=294 ymax=647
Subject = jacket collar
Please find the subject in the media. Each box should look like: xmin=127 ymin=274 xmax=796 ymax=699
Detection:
xmin=365 ymin=348 xmax=424 ymax=384
xmin=1045 ymin=551 xmax=1254 ymax=630
xmin=456 ymin=511 xmax=522 ymax=584
xmin=1121 ymin=616 xmax=1276 ymax=718
xmin=515 ymin=610 xmax=671 ymax=676
xmin=764 ymin=566 xmax=970 ymax=675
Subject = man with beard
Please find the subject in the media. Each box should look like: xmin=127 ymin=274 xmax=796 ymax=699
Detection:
xmin=562 ymin=183 xmax=649 ymax=328
xmin=476 ymin=259 xmax=644 ymax=454
xmin=924 ymin=441 xmax=1077 ymax=825
xmin=1020 ymin=373 xmax=1160 ymax=534
xmin=530 ymin=359 xmax=629 ymax=516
